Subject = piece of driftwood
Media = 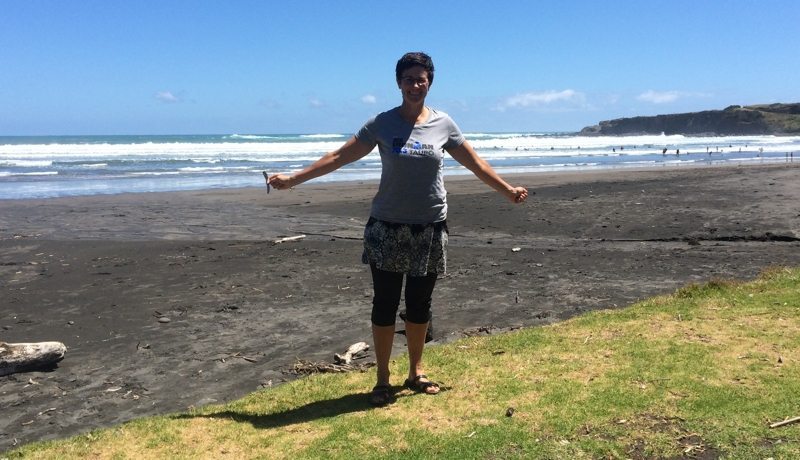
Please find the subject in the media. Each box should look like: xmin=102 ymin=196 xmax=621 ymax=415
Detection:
xmin=287 ymin=359 xmax=373 ymax=375
xmin=334 ymin=341 xmax=369 ymax=365
xmin=273 ymin=235 xmax=306 ymax=244
xmin=0 ymin=341 xmax=67 ymax=377
xmin=285 ymin=342 xmax=373 ymax=375
xmin=770 ymin=416 xmax=800 ymax=429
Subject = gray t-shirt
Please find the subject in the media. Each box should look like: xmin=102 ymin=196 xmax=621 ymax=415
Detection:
xmin=355 ymin=107 xmax=465 ymax=224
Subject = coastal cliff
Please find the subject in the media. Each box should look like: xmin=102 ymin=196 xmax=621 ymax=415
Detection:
xmin=580 ymin=103 xmax=800 ymax=136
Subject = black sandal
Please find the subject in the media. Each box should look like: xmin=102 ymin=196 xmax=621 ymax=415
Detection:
xmin=369 ymin=384 xmax=394 ymax=406
xmin=404 ymin=374 xmax=440 ymax=395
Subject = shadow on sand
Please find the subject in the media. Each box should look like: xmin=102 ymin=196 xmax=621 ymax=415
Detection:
xmin=171 ymin=386 xmax=422 ymax=430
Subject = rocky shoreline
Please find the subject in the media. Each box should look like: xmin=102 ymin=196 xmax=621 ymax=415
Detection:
xmin=581 ymin=102 xmax=800 ymax=136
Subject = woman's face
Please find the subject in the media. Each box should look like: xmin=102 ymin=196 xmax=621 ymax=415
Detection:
xmin=398 ymin=65 xmax=430 ymax=105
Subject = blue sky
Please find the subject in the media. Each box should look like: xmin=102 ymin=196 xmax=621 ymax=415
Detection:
xmin=2 ymin=0 xmax=799 ymax=135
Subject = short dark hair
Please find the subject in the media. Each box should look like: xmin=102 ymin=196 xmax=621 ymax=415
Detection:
xmin=395 ymin=52 xmax=434 ymax=85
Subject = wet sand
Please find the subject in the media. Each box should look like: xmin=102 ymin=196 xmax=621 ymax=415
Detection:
xmin=2 ymin=163 xmax=800 ymax=450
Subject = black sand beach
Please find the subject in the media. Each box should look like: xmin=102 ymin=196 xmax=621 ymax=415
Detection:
xmin=2 ymin=164 xmax=800 ymax=451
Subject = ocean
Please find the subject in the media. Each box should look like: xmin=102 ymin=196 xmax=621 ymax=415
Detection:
xmin=1 ymin=133 xmax=798 ymax=200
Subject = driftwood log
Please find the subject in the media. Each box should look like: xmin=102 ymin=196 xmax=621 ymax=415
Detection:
xmin=0 ymin=341 xmax=67 ymax=376
xmin=273 ymin=235 xmax=306 ymax=244
xmin=288 ymin=359 xmax=373 ymax=375
xmin=334 ymin=341 xmax=369 ymax=365
xmin=770 ymin=416 xmax=800 ymax=429
xmin=287 ymin=342 xmax=373 ymax=375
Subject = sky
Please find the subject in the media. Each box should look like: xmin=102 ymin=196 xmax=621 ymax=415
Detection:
xmin=1 ymin=0 xmax=799 ymax=135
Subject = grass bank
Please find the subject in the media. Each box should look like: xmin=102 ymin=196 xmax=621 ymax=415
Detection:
xmin=7 ymin=267 xmax=800 ymax=459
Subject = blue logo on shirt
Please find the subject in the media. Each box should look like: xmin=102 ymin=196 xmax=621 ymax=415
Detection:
xmin=392 ymin=137 xmax=405 ymax=154
xmin=392 ymin=137 xmax=435 ymax=157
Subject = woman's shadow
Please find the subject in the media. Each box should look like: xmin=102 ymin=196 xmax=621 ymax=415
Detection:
xmin=172 ymin=386 xmax=413 ymax=429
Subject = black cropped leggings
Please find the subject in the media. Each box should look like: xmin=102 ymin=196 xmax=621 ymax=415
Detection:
xmin=370 ymin=264 xmax=438 ymax=327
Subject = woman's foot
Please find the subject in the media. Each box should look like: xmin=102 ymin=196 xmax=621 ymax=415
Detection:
xmin=368 ymin=384 xmax=394 ymax=406
xmin=404 ymin=374 xmax=440 ymax=395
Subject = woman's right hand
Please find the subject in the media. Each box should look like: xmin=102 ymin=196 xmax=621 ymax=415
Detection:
xmin=267 ymin=173 xmax=297 ymax=191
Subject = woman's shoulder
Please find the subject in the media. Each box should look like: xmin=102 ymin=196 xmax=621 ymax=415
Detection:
xmin=377 ymin=106 xmax=402 ymax=118
xmin=427 ymin=107 xmax=455 ymax=122
xmin=426 ymin=108 xmax=461 ymax=130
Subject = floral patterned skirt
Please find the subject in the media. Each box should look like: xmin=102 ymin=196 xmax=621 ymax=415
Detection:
xmin=362 ymin=217 xmax=448 ymax=276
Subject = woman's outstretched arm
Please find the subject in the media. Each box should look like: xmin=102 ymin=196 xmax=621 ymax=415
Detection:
xmin=447 ymin=141 xmax=528 ymax=203
xmin=268 ymin=136 xmax=374 ymax=190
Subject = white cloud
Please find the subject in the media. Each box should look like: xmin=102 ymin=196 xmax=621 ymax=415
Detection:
xmin=155 ymin=91 xmax=180 ymax=103
xmin=308 ymin=97 xmax=324 ymax=108
xmin=637 ymin=90 xmax=714 ymax=104
xmin=637 ymin=90 xmax=681 ymax=104
xmin=495 ymin=89 xmax=584 ymax=111
xmin=361 ymin=94 xmax=377 ymax=104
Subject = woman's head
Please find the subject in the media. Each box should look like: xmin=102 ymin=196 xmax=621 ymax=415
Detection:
xmin=395 ymin=52 xmax=434 ymax=86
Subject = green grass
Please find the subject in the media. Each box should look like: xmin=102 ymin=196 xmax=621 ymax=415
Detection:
xmin=6 ymin=267 xmax=800 ymax=459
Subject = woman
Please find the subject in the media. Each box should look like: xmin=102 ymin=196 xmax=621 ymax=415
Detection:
xmin=268 ymin=52 xmax=528 ymax=406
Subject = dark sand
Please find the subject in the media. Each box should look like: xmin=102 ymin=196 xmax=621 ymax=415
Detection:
xmin=2 ymin=163 xmax=800 ymax=450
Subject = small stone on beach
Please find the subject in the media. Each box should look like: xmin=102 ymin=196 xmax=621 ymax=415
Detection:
xmin=158 ymin=317 xmax=171 ymax=323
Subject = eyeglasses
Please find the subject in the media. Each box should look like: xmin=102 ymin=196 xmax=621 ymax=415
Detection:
xmin=400 ymin=77 xmax=429 ymax=87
